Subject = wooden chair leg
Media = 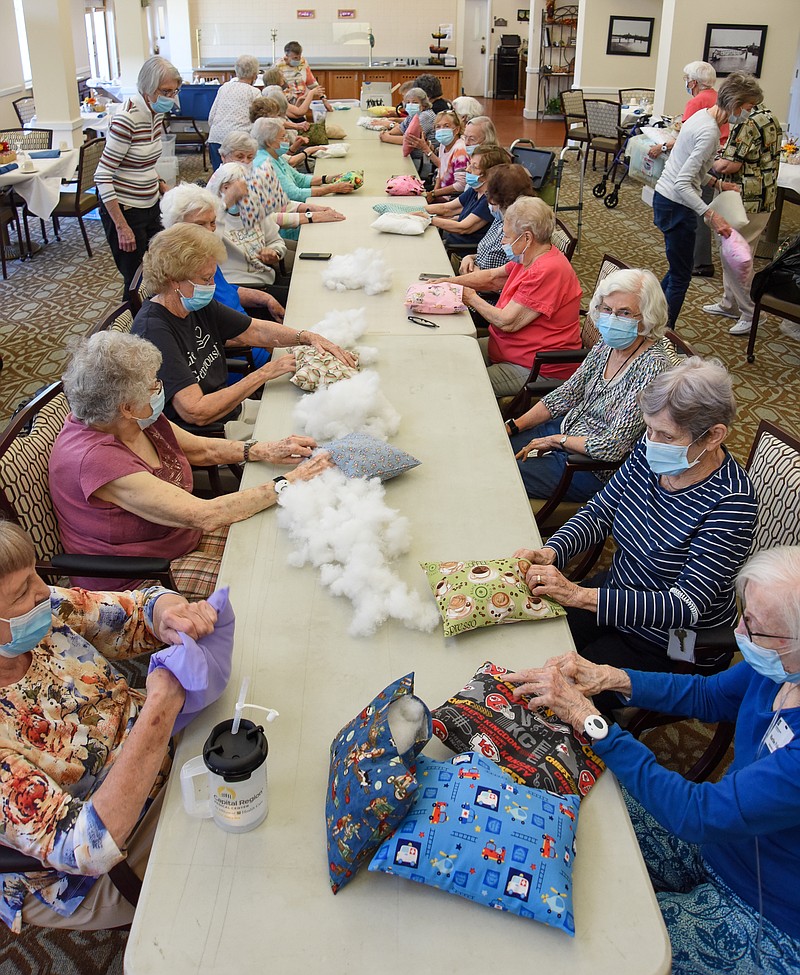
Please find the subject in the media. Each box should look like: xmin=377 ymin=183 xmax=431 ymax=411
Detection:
xmin=78 ymin=215 xmax=93 ymax=257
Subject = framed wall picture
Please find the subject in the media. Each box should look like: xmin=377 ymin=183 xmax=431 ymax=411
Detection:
xmin=606 ymin=16 xmax=655 ymax=57
xmin=703 ymin=24 xmax=768 ymax=78
xmin=338 ymin=8 xmax=356 ymax=17
xmin=517 ymin=9 xmax=530 ymax=22
xmin=296 ymin=9 xmax=315 ymax=18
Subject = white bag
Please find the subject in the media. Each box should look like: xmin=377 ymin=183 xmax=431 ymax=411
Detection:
xmin=706 ymin=190 xmax=749 ymax=231
xmin=371 ymin=213 xmax=431 ymax=236
xmin=316 ymin=143 xmax=350 ymax=158
xmin=359 ymin=82 xmax=392 ymax=111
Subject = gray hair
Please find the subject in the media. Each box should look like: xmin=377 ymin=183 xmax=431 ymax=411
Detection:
xmin=63 ymin=332 xmax=163 ymax=426
xmin=220 ymin=131 xmax=258 ymax=158
xmin=505 ymin=197 xmax=555 ymax=244
xmin=235 ymin=55 xmax=259 ymax=80
xmin=453 ymin=96 xmax=484 ymax=121
xmin=251 ymin=116 xmax=284 ymax=149
xmin=683 ymin=61 xmax=716 ymax=89
xmin=736 ymin=546 xmax=800 ymax=648
xmin=638 ymin=357 xmax=736 ymax=439
xmin=262 ymin=86 xmax=289 ymax=113
xmin=0 ymin=521 xmax=35 ymax=577
xmin=414 ymin=73 xmax=443 ymax=99
xmin=137 ymin=56 xmax=181 ymax=99
xmin=589 ymin=268 xmax=668 ymax=339
xmin=404 ymin=87 xmax=431 ymax=109
xmin=284 ymin=41 xmax=302 ymax=56
xmin=160 ymin=183 xmax=220 ymax=229
xmin=717 ymin=72 xmax=763 ymax=114
xmin=206 ymin=162 xmax=249 ymax=197
xmin=464 ymin=115 xmax=498 ymax=146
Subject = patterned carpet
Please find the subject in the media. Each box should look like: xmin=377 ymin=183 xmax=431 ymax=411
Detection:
xmin=0 ymin=145 xmax=798 ymax=971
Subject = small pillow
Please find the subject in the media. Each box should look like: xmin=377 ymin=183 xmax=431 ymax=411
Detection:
xmin=325 ymin=120 xmax=348 ymax=139
xmin=337 ymin=169 xmax=364 ymax=189
xmin=147 ymin=587 xmax=234 ymax=733
xmin=326 ymin=673 xmax=431 ymax=893
xmin=432 ymin=661 xmax=605 ymax=795
xmin=420 ymin=558 xmax=566 ymax=637
xmin=372 ymin=213 xmax=430 ymax=236
xmin=720 ymin=228 xmax=753 ymax=285
xmin=368 ymin=751 xmax=579 ymax=934
xmin=368 ymin=105 xmax=393 ymax=117
xmin=304 ymin=120 xmax=329 ymax=146
xmin=322 ymin=431 xmax=421 ymax=481
xmin=372 ymin=202 xmax=427 ymax=216
xmin=404 ymin=282 xmax=465 ymax=315
xmin=707 ymin=189 xmax=749 ymax=231
xmin=357 ymin=116 xmax=385 ymax=130
xmin=316 ymin=142 xmax=349 ymax=158
xmin=386 ymin=174 xmax=425 ymax=196
xmin=289 ymin=345 xmax=360 ymax=392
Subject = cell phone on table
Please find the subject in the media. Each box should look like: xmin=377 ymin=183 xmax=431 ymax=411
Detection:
xmin=299 ymin=252 xmax=332 ymax=261
xmin=419 ymin=272 xmax=446 ymax=281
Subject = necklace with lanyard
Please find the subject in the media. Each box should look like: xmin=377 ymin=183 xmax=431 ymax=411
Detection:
xmin=562 ymin=338 xmax=646 ymax=433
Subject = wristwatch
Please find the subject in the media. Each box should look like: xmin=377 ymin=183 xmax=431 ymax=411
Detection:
xmin=661 ymin=142 xmax=669 ymax=153
xmin=305 ymin=210 xmax=313 ymax=222
xmin=242 ymin=439 xmax=257 ymax=463
xmin=559 ymin=434 xmax=568 ymax=447
xmin=507 ymin=418 xmax=519 ymax=436
xmin=273 ymin=475 xmax=290 ymax=495
xmin=583 ymin=714 xmax=609 ymax=741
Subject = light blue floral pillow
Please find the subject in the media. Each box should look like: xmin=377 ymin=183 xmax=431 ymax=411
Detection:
xmin=322 ymin=432 xmax=421 ymax=481
xmin=368 ymin=751 xmax=579 ymax=934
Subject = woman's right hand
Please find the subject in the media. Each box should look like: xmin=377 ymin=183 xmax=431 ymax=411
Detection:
xmin=542 ymin=651 xmax=629 ymax=698
xmin=330 ymin=182 xmax=355 ymax=194
xmin=259 ymin=434 xmax=317 ymax=465
xmin=285 ymin=450 xmax=334 ymax=485
xmin=459 ymin=255 xmax=476 ymax=274
xmin=260 ymin=353 xmax=296 ymax=381
xmin=116 ymin=221 xmax=136 ymax=252
xmin=311 ymin=208 xmax=345 ymax=222
xmin=513 ymin=546 xmax=557 ymax=566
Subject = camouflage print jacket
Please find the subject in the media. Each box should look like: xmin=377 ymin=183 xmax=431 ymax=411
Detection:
xmin=720 ymin=103 xmax=781 ymax=213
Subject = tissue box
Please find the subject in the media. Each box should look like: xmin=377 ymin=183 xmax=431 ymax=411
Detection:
xmin=360 ymin=82 xmax=392 ymax=111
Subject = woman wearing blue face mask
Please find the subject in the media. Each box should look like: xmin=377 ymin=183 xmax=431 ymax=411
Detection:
xmin=408 ymin=110 xmax=469 ymax=202
xmin=131 ymin=223 xmax=355 ymax=436
xmin=95 ymin=56 xmax=182 ymax=296
xmin=50 ymin=331 xmax=333 ymax=597
xmin=412 ymin=145 xmax=510 ymax=247
xmin=514 ymin=356 xmax=757 ymax=680
xmin=506 ymin=545 xmax=800 ymax=975
xmin=506 ymin=268 xmax=673 ymax=503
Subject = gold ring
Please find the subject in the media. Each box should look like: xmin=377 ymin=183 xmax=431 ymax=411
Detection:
xmin=537 ymin=574 xmax=542 ymax=586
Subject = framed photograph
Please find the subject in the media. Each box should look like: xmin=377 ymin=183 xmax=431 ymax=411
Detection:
xmin=337 ymin=8 xmax=356 ymax=17
xmin=703 ymin=24 xmax=768 ymax=78
xmin=517 ymin=9 xmax=530 ymax=22
xmin=296 ymin=9 xmax=315 ymax=18
xmin=606 ymin=16 xmax=655 ymax=57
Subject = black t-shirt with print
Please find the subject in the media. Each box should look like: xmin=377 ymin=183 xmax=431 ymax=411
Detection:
xmin=132 ymin=299 xmax=250 ymax=422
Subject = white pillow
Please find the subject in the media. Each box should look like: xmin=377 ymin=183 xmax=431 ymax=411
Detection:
xmin=316 ymin=143 xmax=350 ymax=158
xmin=707 ymin=190 xmax=749 ymax=231
xmin=371 ymin=213 xmax=431 ymax=236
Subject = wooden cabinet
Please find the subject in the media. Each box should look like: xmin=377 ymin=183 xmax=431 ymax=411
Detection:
xmin=326 ymin=71 xmax=360 ymax=100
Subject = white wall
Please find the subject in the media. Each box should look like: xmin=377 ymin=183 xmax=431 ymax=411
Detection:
xmin=575 ymin=0 xmax=661 ymax=96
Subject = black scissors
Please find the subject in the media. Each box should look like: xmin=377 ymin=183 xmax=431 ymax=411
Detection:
xmin=407 ymin=315 xmax=439 ymax=329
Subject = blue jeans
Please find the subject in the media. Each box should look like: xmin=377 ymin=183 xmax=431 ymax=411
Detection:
xmin=653 ymin=191 xmax=697 ymax=328
xmin=208 ymin=142 xmax=222 ymax=171
xmin=509 ymin=420 xmax=605 ymax=502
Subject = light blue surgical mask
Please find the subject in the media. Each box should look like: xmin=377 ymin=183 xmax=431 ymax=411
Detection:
xmin=735 ymin=632 xmax=800 ymax=685
xmin=503 ymin=232 xmax=525 ymax=264
xmin=728 ymin=108 xmax=751 ymax=125
xmin=435 ymin=128 xmax=454 ymax=147
xmin=152 ymin=95 xmax=176 ymax=114
xmin=137 ymin=384 xmax=165 ymax=429
xmin=288 ymin=58 xmax=302 ymax=67
xmin=488 ymin=204 xmax=500 ymax=217
xmin=277 ymin=142 xmax=291 ymax=156
xmin=0 ymin=598 xmax=52 ymax=658
xmin=464 ymin=171 xmax=481 ymax=189
xmin=404 ymin=102 xmax=420 ymax=116
xmin=177 ymin=281 xmax=216 ymax=312
xmin=465 ymin=144 xmax=477 ymax=156
xmin=226 ymin=203 xmax=240 ymax=216
xmin=596 ymin=313 xmax=641 ymax=349
xmin=685 ymin=82 xmax=694 ymax=95
xmin=644 ymin=431 xmax=708 ymax=477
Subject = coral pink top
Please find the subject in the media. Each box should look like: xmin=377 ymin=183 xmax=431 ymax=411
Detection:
xmin=49 ymin=414 xmax=201 ymax=590
xmin=684 ymin=88 xmax=729 ymax=144
xmin=488 ymin=246 xmax=582 ymax=379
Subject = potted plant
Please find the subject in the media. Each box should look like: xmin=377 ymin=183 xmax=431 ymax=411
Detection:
xmin=543 ymin=95 xmax=564 ymax=120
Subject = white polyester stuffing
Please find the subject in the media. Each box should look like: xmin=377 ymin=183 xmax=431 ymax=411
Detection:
xmin=321 ymin=248 xmax=392 ymax=294
xmin=308 ymin=308 xmax=378 ymax=365
xmin=276 ymin=468 xmax=439 ymax=637
xmin=293 ymin=370 xmax=400 ymax=442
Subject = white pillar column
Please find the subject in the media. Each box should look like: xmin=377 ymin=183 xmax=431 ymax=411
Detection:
xmin=22 ymin=0 xmax=82 ymax=147
xmin=115 ymin=0 xmax=151 ymax=97
xmin=523 ymin=0 xmax=546 ymax=121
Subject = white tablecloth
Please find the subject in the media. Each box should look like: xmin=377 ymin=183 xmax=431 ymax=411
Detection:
xmin=778 ymin=160 xmax=800 ymax=194
xmin=0 ymin=149 xmax=79 ymax=218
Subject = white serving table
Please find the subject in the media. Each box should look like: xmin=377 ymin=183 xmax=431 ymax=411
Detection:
xmin=0 ymin=149 xmax=79 ymax=218
xmin=284 ymin=195 xmax=474 ymax=337
xmin=125 ymin=334 xmax=670 ymax=975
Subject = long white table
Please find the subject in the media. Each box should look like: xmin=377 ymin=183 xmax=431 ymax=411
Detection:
xmin=125 ymin=334 xmax=670 ymax=975
xmin=284 ymin=195 xmax=475 ymax=337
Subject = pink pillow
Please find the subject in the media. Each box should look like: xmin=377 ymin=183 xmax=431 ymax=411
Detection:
xmin=386 ymin=174 xmax=425 ymax=196
xmin=720 ymin=229 xmax=753 ymax=285
xmin=402 ymin=114 xmax=421 ymax=157
xmin=404 ymin=282 xmax=465 ymax=314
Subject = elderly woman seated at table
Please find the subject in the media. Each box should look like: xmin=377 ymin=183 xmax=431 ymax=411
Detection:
xmin=131 ymin=222 xmax=353 ymax=435
xmin=462 ymin=115 xmax=499 ymax=156
xmin=252 ymin=118 xmax=354 ymax=202
xmin=378 ymin=87 xmax=436 ymax=148
xmin=0 ymin=521 xmax=220 ymax=932
xmin=416 ymin=144 xmax=511 ymax=247
xmin=437 ymin=197 xmax=583 ymax=395
xmin=250 ymin=92 xmax=309 ymax=133
xmin=50 ymin=332 xmax=332 ymax=596
xmin=515 ymin=357 xmax=757 ymax=688
xmin=507 ymin=268 xmax=673 ymax=502
xmin=507 ymin=545 xmax=800 ymax=975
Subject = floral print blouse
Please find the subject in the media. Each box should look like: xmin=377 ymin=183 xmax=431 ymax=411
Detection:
xmin=0 ymin=585 xmax=172 ymax=932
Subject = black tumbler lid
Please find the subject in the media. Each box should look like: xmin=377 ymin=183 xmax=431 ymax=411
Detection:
xmin=203 ymin=718 xmax=268 ymax=782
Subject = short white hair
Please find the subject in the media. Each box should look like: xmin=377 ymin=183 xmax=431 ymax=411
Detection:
xmin=235 ymin=55 xmax=259 ymax=80
xmin=137 ymin=56 xmax=181 ymax=99
xmin=251 ymin=116 xmax=284 ymax=148
xmin=737 ymin=546 xmax=800 ymax=648
xmin=589 ymin=268 xmax=667 ymax=339
xmin=683 ymin=61 xmax=716 ymax=89
xmin=505 ymin=197 xmax=555 ymax=244
xmin=160 ymin=183 xmax=220 ymax=228
xmin=638 ymin=357 xmax=736 ymax=440
xmin=220 ymin=131 xmax=257 ymax=157
xmin=262 ymin=86 xmax=289 ymax=113
xmin=206 ymin=162 xmax=249 ymax=197
xmin=452 ymin=96 xmax=484 ymax=121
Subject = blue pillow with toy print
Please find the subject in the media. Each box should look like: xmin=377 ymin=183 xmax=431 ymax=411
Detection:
xmin=368 ymin=751 xmax=579 ymax=934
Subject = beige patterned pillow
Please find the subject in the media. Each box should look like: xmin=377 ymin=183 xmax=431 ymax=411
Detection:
xmin=289 ymin=346 xmax=360 ymax=392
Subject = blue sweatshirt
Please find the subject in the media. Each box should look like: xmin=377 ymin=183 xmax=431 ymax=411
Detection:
xmin=591 ymin=665 xmax=800 ymax=939
xmin=213 ymin=267 xmax=270 ymax=382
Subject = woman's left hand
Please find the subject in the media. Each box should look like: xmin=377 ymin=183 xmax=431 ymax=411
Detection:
xmin=259 ymin=248 xmax=281 ymax=266
xmin=504 ymin=665 xmax=595 ymax=734
xmin=460 ymin=286 xmax=477 ymax=306
xmin=265 ymin=294 xmax=285 ymax=322
xmin=515 ymin=435 xmax=557 ymax=460
xmin=522 ymin=562 xmax=588 ymax=608
xmin=255 ymin=434 xmax=317 ymax=464
xmin=156 ymin=598 xmax=218 ymax=645
xmin=305 ymin=332 xmax=357 ymax=368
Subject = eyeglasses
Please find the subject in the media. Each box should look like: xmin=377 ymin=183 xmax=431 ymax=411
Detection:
xmin=190 ymin=273 xmax=216 ymax=287
xmin=149 ymin=379 xmax=163 ymax=395
xmin=597 ymin=302 xmax=640 ymax=320
xmin=156 ymin=87 xmax=181 ymax=98
xmin=736 ymin=592 xmax=793 ymax=643
xmin=407 ymin=316 xmax=439 ymax=329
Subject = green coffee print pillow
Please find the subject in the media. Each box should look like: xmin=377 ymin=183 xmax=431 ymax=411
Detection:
xmin=420 ymin=558 xmax=566 ymax=637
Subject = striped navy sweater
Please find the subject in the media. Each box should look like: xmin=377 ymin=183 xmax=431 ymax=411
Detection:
xmin=95 ymin=94 xmax=164 ymax=209
xmin=546 ymin=438 xmax=758 ymax=647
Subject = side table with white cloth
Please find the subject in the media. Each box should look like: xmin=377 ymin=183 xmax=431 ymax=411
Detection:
xmin=125 ymin=334 xmax=671 ymax=975
xmin=0 ymin=149 xmax=79 ymax=258
xmin=758 ymin=161 xmax=800 ymax=259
